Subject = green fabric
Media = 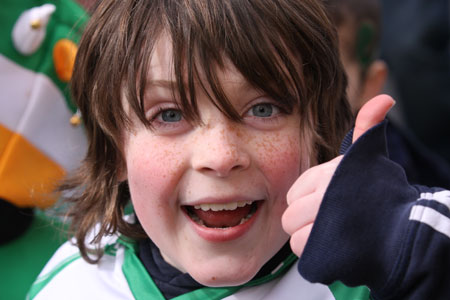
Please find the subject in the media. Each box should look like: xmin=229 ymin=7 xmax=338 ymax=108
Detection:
xmin=329 ymin=281 xmax=371 ymax=300
xmin=243 ymin=253 xmax=297 ymax=288
xmin=0 ymin=1 xmax=87 ymax=298
xmin=21 ymin=233 xmax=373 ymax=300
xmin=27 ymin=252 xmax=80 ymax=300
xmin=0 ymin=0 xmax=89 ymax=112
xmin=119 ymin=238 xmax=165 ymax=300
xmin=0 ymin=211 xmax=69 ymax=300
xmin=119 ymin=238 xmax=296 ymax=300
xmin=120 ymin=237 xmax=370 ymax=300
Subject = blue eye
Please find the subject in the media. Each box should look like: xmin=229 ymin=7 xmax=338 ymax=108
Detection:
xmin=160 ymin=109 xmax=182 ymax=122
xmin=251 ymin=103 xmax=275 ymax=117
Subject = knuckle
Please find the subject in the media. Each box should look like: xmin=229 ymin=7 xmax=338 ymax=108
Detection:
xmin=290 ymin=232 xmax=306 ymax=257
xmin=281 ymin=209 xmax=295 ymax=234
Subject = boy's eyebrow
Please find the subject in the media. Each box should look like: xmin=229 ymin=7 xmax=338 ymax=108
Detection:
xmin=146 ymin=78 xmax=255 ymax=91
xmin=146 ymin=79 xmax=175 ymax=89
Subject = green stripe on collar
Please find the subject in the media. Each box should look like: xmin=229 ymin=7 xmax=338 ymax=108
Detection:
xmin=119 ymin=238 xmax=297 ymax=300
xmin=27 ymin=252 xmax=81 ymax=300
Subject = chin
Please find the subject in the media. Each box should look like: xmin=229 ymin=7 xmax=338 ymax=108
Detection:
xmin=194 ymin=272 xmax=256 ymax=287
xmin=188 ymin=259 xmax=261 ymax=287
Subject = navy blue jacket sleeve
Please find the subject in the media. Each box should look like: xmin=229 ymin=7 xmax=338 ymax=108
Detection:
xmin=298 ymin=120 xmax=450 ymax=300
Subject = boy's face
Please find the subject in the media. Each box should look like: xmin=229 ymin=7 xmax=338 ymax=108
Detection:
xmin=122 ymin=36 xmax=311 ymax=287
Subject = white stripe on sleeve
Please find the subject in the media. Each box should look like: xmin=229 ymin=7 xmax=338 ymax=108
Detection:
xmin=409 ymin=205 xmax=450 ymax=239
xmin=419 ymin=191 xmax=450 ymax=211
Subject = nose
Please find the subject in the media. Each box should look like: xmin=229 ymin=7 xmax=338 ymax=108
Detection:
xmin=191 ymin=121 xmax=251 ymax=177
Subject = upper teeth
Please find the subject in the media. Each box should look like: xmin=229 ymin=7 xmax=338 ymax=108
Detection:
xmin=194 ymin=201 xmax=253 ymax=211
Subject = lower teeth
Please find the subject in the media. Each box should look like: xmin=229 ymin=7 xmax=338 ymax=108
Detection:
xmin=238 ymin=212 xmax=253 ymax=225
xmin=190 ymin=214 xmax=204 ymax=226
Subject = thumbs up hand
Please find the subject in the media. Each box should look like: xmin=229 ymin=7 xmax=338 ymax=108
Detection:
xmin=282 ymin=95 xmax=395 ymax=257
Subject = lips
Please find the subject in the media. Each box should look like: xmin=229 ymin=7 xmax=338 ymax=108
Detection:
xmin=185 ymin=201 xmax=258 ymax=228
xmin=182 ymin=200 xmax=262 ymax=242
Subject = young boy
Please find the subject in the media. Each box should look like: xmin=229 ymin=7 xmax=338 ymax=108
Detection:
xmin=27 ymin=0 xmax=381 ymax=299
xmin=29 ymin=0 xmax=398 ymax=299
xmin=283 ymin=1 xmax=450 ymax=299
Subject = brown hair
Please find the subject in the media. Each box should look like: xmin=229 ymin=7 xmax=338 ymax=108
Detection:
xmin=64 ymin=0 xmax=352 ymax=263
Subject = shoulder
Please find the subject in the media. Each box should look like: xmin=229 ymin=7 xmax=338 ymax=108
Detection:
xmin=27 ymin=239 xmax=135 ymax=300
xmin=236 ymin=264 xmax=336 ymax=300
xmin=226 ymin=263 xmax=369 ymax=300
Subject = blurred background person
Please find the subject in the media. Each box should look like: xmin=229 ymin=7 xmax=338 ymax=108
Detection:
xmin=324 ymin=0 xmax=450 ymax=189
xmin=380 ymin=0 xmax=450 ymax=165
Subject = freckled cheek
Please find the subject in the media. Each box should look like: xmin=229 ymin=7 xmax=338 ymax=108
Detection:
xmin=126 ymin=139 xmax=184 ymax=211
xmin=253 ymin=134 xmax=305 ymax=197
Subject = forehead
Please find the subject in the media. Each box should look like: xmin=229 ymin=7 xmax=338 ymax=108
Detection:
xmin=147 ymin=35 xmax=247 ymax=88
xmin=148 ymin=35 xmax=173 ymax=82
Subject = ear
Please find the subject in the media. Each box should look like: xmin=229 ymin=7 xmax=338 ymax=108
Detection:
xmin=117 ymin=153 xmax=128 ymax=182
xmin=117 ymin=167 xmax=127 ymax=182
xmin=360 ymin=59 xmax=388 ymax=102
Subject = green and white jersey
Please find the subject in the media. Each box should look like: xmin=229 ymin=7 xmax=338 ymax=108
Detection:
xmin=28 ymin=235 xmax=370 ymax=300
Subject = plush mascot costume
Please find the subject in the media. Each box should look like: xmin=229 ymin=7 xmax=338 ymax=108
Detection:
xmin=0 ymin=1 xmax=90 ymax=298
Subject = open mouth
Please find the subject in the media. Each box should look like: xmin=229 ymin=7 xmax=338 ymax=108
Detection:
xmin=183 ymin=201 xmax=260 ymax=229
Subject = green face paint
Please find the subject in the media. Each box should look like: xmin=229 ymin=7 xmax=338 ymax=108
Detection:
xmin=355 ymin=22 xmax=376 ymax=72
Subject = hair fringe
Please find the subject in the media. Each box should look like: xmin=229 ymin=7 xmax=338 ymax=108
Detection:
xmin=64 ymin=0 xmax=353 ymax=263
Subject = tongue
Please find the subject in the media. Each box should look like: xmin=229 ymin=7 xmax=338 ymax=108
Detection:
xmin=194 ymin=205 xmax=252 ymax=228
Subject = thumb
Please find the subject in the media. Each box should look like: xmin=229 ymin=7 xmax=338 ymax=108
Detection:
xmin=352 ymin=94 xmax=395 ymax=143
